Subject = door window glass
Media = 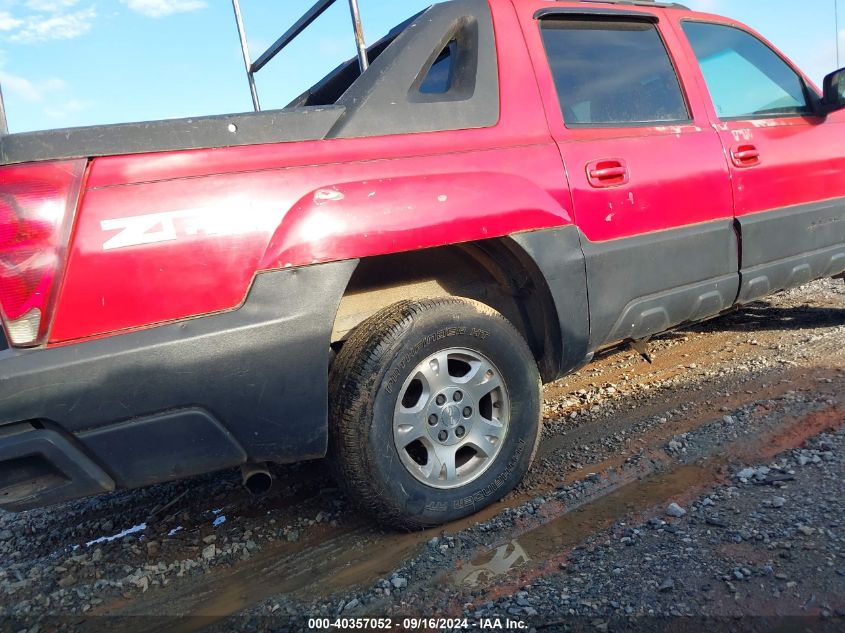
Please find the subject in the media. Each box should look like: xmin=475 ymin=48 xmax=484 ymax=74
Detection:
xmin=682 ymin=22 xmax=811 ymax=119
xmin=540 ymin=18 xmax=689 ymax=126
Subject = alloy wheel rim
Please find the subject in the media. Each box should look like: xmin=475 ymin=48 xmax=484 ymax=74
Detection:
xmin=392 ymin=347 xmax=510 ymax=490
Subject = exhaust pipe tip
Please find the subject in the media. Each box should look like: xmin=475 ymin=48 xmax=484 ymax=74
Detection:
xmin=241 ymin=462 xmax=274 ymax=496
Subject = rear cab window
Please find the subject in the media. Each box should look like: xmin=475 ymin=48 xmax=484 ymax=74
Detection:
xmin=681 ymin=21 xmax=813 ymax=120
xmin=539 ymin=17 xmax=690 ymax=127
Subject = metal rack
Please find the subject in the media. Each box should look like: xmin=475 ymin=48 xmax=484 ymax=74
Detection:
xmin=0 ymin=85 xmax=7 ymax=136
xmin=0 ymin=1 xmax=370 ymax=135
xmin=231 ymin=0 xmax=370 ymax=112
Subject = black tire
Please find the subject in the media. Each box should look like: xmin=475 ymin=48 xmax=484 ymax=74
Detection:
xmin=328 ymin=297 xmax=542 ymax=529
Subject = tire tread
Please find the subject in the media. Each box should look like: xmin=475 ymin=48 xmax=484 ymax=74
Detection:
xmin=328 ymin=297 xmax=540 ymax=530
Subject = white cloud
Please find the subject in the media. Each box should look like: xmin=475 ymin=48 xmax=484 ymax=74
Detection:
xmin=25 ymin=0 xmax=80 ymax=11
xmin=0 ymin=50 xmax=90 ymax=128
xmin=0 ymin=10 xmax=24 ymax=31
xmin=0 ymin=69 xmax=66 ymax=102
xmin=0 ymin=2 xmax=96 ymax=43
xmin=43 ymin=96 xmax=90 ymax=119
xmin=121 ymin=0 xmax=207 ymax=18
xmin=7 ymin=5 xmax=95 ymax=42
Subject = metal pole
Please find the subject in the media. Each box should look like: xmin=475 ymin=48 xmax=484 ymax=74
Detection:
xmin=348 ymin=0 xmax=369 ymax=73
xmin=251 ymin=0 xmax=337 ymax=74
xmin=836 ymin=0 xmax=841 ymax=67
xmin=232 ymin=0 xmax=261 ymax=112
xmin=0 ymin=82 xmax=8 ymax=136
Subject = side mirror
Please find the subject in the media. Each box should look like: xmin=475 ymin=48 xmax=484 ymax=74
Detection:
xmin=821 ymin=68 xmax=845 ymax=114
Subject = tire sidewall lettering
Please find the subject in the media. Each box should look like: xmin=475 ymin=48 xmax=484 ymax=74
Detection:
xmin=385 ymin=327 xmax=489 ymax=395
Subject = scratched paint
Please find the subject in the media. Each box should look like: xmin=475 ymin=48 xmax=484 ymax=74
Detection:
xmin=313 ymin=189 xmax=345 ymax=204
xmin=730 ymin=129 xmax=754 ymax=142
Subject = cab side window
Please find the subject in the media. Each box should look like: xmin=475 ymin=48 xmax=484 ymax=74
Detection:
xmin=540 ymin=17 xmax=689 ymax=127
xmin=682 ymin=21 xmax=812 ymax=119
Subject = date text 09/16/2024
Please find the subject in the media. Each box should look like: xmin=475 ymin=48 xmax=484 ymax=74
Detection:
xmin=307 ymin=617 xmax=528 ymax=630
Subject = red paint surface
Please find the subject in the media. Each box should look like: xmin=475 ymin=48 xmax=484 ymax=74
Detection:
xmin=10 ymin=0 xmax=840 ymax=345
xmin=516 ymin=1 xmax=736 ymax=241
xmin=50 ymin=0 xmax=571 ymax=342
xmin=663 ymin=10 xmax=845 ymax=218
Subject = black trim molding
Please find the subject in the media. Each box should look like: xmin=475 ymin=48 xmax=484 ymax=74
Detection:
xmin=580 ymin=220 xmax=740 ymax=349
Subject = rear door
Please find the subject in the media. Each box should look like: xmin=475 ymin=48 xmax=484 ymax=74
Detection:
xmin=519 ymin=4 xmax=738 ymax=350
xmin=677 ymin=18 xmax=845 ymax=303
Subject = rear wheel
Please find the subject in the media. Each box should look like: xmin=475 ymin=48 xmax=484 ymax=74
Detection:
xmin=329 ymin=298 xmax=541 ymax=529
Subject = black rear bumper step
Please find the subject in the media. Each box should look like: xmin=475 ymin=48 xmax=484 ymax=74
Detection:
xmin=0 ymin=423 xmax=114 ymax=511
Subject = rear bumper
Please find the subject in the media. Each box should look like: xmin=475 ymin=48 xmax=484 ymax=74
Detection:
xmin=0 ymin=261 xmax=357 ymax=511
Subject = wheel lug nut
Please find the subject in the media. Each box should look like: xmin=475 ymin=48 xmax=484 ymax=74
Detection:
xmin=428 ymin=414 xmax=438 ymax=426
xmin=435 ymin=394 xmax=446 ymax=406
xmin=463 ymin=407 xmax=472 ymax=418
xmin=438 ymin=430 xmax=448 ymax=442
xmin=453 ymin=390 xmax=463 ymax=402
xmin=456 ymin=426 xmax=466 ymax=438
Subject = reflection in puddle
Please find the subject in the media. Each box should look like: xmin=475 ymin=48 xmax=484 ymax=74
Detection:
xmin=456 ymin=540 xmax=530 ymax=587
xmin=453 ymin=464 xmax=712 ymax=588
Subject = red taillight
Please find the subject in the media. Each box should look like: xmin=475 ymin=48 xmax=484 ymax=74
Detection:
xmin=0 ymin=159 xmax=86 ymax=347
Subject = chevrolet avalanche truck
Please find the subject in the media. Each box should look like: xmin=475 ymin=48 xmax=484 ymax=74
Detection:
xmin=1 ymin=0 xmax=844 ymax=529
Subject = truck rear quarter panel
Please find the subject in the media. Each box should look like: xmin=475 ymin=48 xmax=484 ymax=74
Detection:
xmin=50 ymin=0 xmax=575 ymax=344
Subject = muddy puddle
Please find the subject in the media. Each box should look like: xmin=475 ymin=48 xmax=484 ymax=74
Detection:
xmin=454 ymin=464 xmax=712 ymax=588
xmin=72 ymin=324 xmax=843 ymax=633
xmin=87 ymin=400 xmax=844 ymax=633
xmin=86 ymin=521 xmax=420 ymax=633
xmin=453 ymin=403 xmax=845 ymax=592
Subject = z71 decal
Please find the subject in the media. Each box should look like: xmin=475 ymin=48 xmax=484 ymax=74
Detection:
xmin=100 ymin=201 xmax=275 ymax=251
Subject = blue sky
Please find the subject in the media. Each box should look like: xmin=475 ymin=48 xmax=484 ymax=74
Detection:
xmin=0 ymin=0 xmax=843 ymax=133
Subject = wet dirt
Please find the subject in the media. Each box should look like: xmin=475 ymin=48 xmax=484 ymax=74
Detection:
xmin=451 ymin=402 xmax=845 ymax=595
xmin=455 ymin=464 xmax=712 ymax=589
xmin=4 ymin=280 xmax=843 ymax=629
xmin=132 ymin=285 xmax=845 ymax=623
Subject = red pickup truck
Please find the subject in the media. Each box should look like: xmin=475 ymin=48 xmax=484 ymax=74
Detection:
xmin=1 ymin=0 xmax=843 ymax=529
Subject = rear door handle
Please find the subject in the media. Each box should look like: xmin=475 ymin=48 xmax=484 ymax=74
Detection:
xmin=731 ymin=144 xmax=761 ymax=167
xmin=586 ymin=159 xmax=629 ymax=188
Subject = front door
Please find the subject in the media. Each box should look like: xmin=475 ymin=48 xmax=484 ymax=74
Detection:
xmin=678 ymin=18 xmax=845 ymax=303
xmin=520 ymin=5 xmax=738 ymax=350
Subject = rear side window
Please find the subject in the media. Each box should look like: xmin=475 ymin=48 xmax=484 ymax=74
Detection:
xmin=540 ymin=18 xmax=689 ymax=127
xmin=682 ymin=22 xmax=811 ymax=119
xmin=420 ymin=41 xmax=457 ymax=94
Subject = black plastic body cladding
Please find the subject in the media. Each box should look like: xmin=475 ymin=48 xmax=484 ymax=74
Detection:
xmin=0 ymin=261 xmax=357 ymax=509
xmin=511 ymin=227 xmax=591 ymax=380
xmin=580 ymin=220 xmax=740 ymax=349
xmin=0 ymin=107 xmax=346 ymax=165
xmin=738 ymin=198 xmax=845 ymax=303
xmin=330 ymin=0 xmax=499 ymax=138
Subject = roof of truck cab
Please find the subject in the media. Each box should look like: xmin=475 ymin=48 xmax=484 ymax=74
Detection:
xmin=502 ymin=0 xmax=753 ymax=35
xmin=505 ymin=0 xmax=689 ymax=9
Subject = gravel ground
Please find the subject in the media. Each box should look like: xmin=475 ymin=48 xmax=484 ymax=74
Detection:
xmin=0 ymin=278 xmax=842 ymax=633
xmin=453 ymin=428 xmax=845 ymax=625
